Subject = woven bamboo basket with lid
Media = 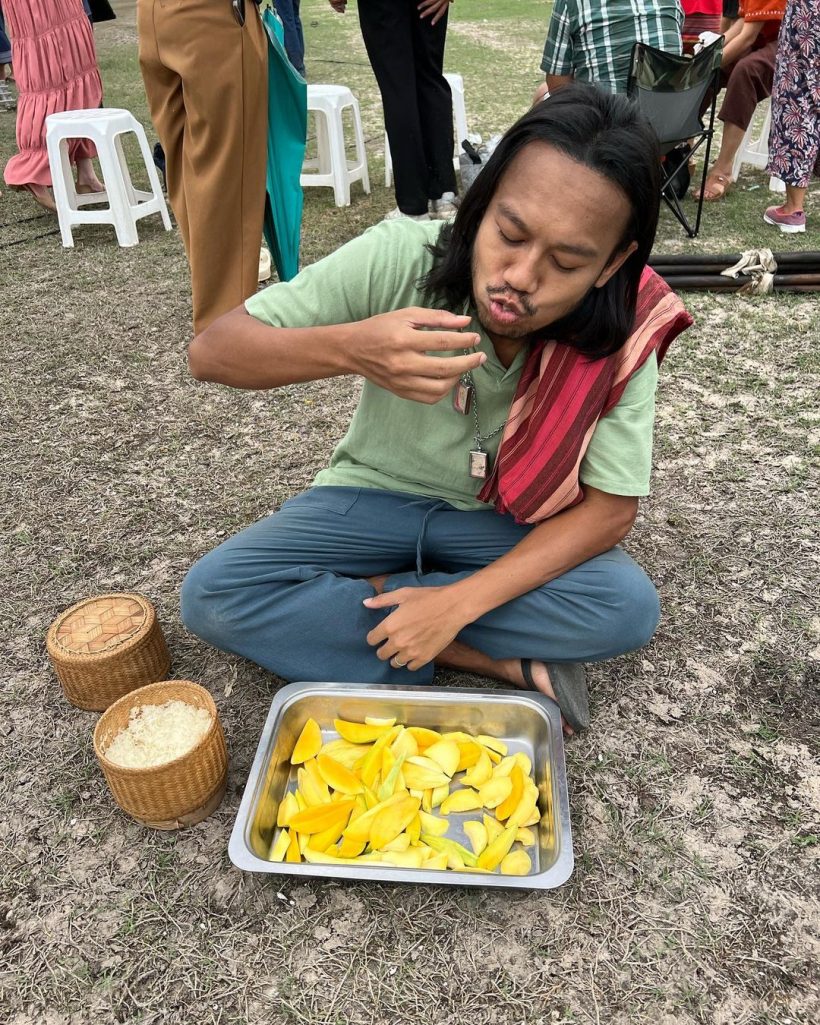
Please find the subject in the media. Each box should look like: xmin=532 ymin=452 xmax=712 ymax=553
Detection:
xmin=46 ymin=593 xmax=170 ymax=710
xmin=93 ymin=680 xmax=228 ymax=829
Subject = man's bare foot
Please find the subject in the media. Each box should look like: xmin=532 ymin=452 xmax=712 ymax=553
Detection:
xmin=20 ymin=183 xmax=57 ymax=212
xmin=75 ymin=158 xmax=105 ymax=194
xmin=480 ymin=656 xmax=574 ymax=736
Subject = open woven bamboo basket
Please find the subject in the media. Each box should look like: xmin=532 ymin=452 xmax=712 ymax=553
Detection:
xmin=47 ymin=593 xmax=170 ymax=710
xmin=93 ymin=680 xmax=228 ymax=829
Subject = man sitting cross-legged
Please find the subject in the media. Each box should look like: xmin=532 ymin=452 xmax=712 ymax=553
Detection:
xmin=180 ymin=85 xmax=692 ymax=735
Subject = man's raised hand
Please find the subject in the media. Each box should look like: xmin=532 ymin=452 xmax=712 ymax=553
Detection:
xmin=349 ymin=307 xmax=486 ymax=404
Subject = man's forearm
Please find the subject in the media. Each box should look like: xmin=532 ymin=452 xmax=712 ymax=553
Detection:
xmin=447 ymin=488 xmax=638 ymax=623
xmin=188 ymin=306 xmax=354 ymax=389
xmin=721 ymin=22 xmax=763 ymax=67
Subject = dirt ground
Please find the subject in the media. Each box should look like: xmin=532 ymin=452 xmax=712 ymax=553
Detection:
xmin=1 ymin=2 xmax=819 ymax=1023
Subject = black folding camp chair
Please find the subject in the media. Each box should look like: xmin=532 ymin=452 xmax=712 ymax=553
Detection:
xmin=628 ymin=38 xmax=724 ymax=238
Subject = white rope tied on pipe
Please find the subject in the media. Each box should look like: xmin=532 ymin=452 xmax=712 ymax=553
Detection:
xmin=720 ymin=248 xmax=778 ymax=295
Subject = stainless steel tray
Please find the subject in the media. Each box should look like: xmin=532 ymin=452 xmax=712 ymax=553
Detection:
xmin=229 ymin=682 xmax=574 ymax=889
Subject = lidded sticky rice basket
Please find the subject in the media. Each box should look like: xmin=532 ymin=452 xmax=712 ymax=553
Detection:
xmin=94 ymin=680 xmax=228 ymax=829
xmin=46 ymin=593 xmax=170 ymax=710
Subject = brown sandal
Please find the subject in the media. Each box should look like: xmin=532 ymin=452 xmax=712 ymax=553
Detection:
xmin=693 ymin=171 xmax=731 ymax=203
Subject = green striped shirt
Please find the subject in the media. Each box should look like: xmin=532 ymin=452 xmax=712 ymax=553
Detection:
xmin=542 ymin=0 xmax=684 ymax=94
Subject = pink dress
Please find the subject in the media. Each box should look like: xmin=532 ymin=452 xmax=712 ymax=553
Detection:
xmin=2 ymin=0 xmax=103 ymax=187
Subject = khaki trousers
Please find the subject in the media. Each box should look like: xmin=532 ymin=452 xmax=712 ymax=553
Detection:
xmin=137 ymin=0 xmax=268 ymax=335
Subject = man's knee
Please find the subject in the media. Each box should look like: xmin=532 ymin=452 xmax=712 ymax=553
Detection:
xmin=179 ymin=552 xmax=234 ymax=646
xmin=598 ymin=556 xmax=660 ymax=652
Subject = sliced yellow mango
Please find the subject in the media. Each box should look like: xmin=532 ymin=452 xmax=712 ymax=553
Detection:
xmin=406 ymin=726 xmax=442 ymax=749
xmin=440 ymin=788 xmax=482 ymax=815
xmin=456 ymin=740 xmax=483 ymax=771
xmin=291 ymin=718 xmax=322 ymax=764
xmin=377 ymin=753 xmax=406 ymax=802
xmin=463 ymin=820 xmax=488 ymax=856
xmin=319 ymin=738 xmax=365 ymax=770
xmin=431 ymin=783 xmax=450 ymax=808
xmin=364 ymin=716 xmax=396 ymax=727
xmin=391 ymin=729 xmax=418 ymax=760
xmin=500 ymin=850 xmax=532 ymax=876
xmin=513 ymin=751 xmax=533 ymax=776
xmin=492 ymin=756 xmax=516 ymax=778
xmin=381 ymin=848 xmax=426 ymax=869
xmin=418 ymin=810 xmax=449 ymax=836
xmin=269 ymin=829 xmax=291 ymax=862
xmin=424 ymin=739 xmax=460 ymax=778
xmin=477 ymin=735 xmax=508 ymax=757
xmin=421 ymin=788 xmax=433 ymax=813
xmin=334 ymin=718 xmax=394 ymax=744
xmin=359 ymin=727 xmax=401 ymax=788
xmin=420 ymin=834 xmax=478 ymax=868
xmin=405 ymin=812 xmax=422 ymax=844
xmin=297 ymin=831 xmax=310 ymax=854
xmin=285 ymin=829 xmax=301 ymax=863
xmin=337 ymin=835 xmax=366 ymax=858
xmin=288 ymin=799 xmax=355 ymax=835
xmin=477 ymin=825 xmax=516 ymax=870
xmin=496 ymin=764 xmax=524 ymax=821
xmin=507 ymin=781 xmax=539 ymax=829
xmin=478 ymin=775 xmax=513 ymax=809
xmin=403 ymin=756 xmax=451 ymax=791
xmin=380 ymin=832 xmax=411 ymax=853
xmin=516 ymin=827 xmax=536 ymax=846
xmin=370 ymin=795 xmax=420 ymax=850
xmin=316 ymin=754 xmax=363 ymax=795
xmin=297 ymin=767 xmax=329 ymax=808
xmin=306 ymin=816 xmax=348 ymax=852
xmin=302 ymin=848 xmax=383 ymax=866
xmin=463 ymin=749 xmax=493 ymax=787
xmin=276 ymin=791 xmax=299 ymax=828
xmin=342 ymin=792 xmax=407 ymax=844
xmin=425 ymin=852 xmax=449 ymax=871
xmin=483 ymin=814 xmax=504 ymax=843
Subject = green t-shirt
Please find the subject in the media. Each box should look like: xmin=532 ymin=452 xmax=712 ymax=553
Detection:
xmin=245 ymin=220 xmax=657 ymax=511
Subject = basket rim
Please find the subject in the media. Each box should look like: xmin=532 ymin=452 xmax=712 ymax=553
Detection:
xmin=93 ymin=679 xmax=221 ymax=776
xmin=47 ymin=592 xmax=157 ymax=663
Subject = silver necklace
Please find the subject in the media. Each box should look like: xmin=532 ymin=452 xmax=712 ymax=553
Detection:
xmin=454 ymin=359 xmax=508 ymax=479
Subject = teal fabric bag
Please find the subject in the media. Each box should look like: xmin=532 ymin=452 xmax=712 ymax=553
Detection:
xmin=260 ymin=2 xmax=307 ymax=281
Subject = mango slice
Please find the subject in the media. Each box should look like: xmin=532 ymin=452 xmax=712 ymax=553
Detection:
xmin=370 ymin=795 xmax=421 ymax=850
xmin=318 ymin=738 xmax=364 ymax=771
xmin=381 ymin=848 xmax=426 ymax=869
xmin=277 ymin=791 xmax=299 ymax=828
xmin=289 ymin=799 xmax=355 ymax=835
xmin=403 ymin=756 xmax=451 ymax=791
xmin=463 ymin=820 xmax=488 ymax=856
xmin=478 ymin=775 xmax=513 ymax=809
xmin=418 ymin=811 xmax=449 ymax=837
xmin=359 ymin=727 xmax=401 ymax=787
xmin=306 ymin=817 xmax=348 ymax=853
xmin=439 ymin=788 xmax=482 ymax=815
xmin=425 ymin=852 xmax=449 ymax=871
xmin=431 ymin=783 xmax=450 ymax=808
xmin=513 ymin=752 xmax=533 ymax=776
xmin=297 ymin=767 xmax=328 ymax=807
xmin=477 ymin=735 xmax=508 ymax=757
xmin=405 ymin=812 xmax=422 ymax=844
xmin=507 ymin=781 xmax=539 ymax=830
xmin=342 ymin=793 xmax=407 ymax=844
xmin=302 ymin=848 xmax=382 ymax=866
xmin=334 ymin=718 xmax=394 ymax=744
xmin=337 ymin=835 xmax=366 ymax=858
xmin=377 ymin=753 xmax=406 ymax=801
xmin=406 ymin=726 xmax=442 ymax=749
xmin=496 ymin=764 xmax=524 ymax=821
xmin=424 ymin=740 xmax=460 ymax=778
xmin=421 ymin=834 xmax=478 ymax=868
xmin=455 ymin=740 xmax=483 ymax=772
xmin=364 ymin=716 xmax=396 ymax=727
xmin=463 ymin=750 xmax=493 ymax=788
xmin=477 ymin=825 xmax=517 ymax=870
xmin=285 ymin=829 xmax=301 ymax=863
xmin=291 ymin=718 xmax=322 ymax=764
xmin=483 ymin=814 xmax=504 ymax=843
xmin=492 ymin=756 xmax=516 ymax=778
xmin=391 ymin=729 xmax=418 ymax=760
xmin=516 ymin=827 xmax=536 ymax=846
xmin=269 ymin=829 xmax=291 ymax=862
xmin=500 ymin=850 xmax=532 ymax=876
xmin=316 ymin=754 xmax=364 ymax=796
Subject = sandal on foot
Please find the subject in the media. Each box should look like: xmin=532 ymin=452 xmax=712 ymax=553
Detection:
xmin=521 ymin=658 xmax=590 ymax=733
xmin=693 ymin=171 xmax=731 ymax=202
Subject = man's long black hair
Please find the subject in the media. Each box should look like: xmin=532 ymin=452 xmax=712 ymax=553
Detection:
xmin=420 ymin=84 xmax=661 ymax=360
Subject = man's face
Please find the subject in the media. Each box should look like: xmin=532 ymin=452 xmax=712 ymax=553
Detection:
xmin=471 ymin=142 xmax=638 ymax=352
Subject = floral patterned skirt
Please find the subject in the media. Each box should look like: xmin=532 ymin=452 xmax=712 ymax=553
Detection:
xmin=767 ymin=0 xmax=820 ymax=188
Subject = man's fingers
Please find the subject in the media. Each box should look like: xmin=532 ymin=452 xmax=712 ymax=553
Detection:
xmin=415 ymin=330 xmax=482 ymax=353
xmin=414 ymin=351 xmax=487 ymax=378
xmin=406 ymin=308 xmax=473 ymax=330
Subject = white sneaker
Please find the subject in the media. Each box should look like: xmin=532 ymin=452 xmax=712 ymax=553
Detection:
xmin=383 ymin=207 xmax=430 ymax=222
xmin=258 ymin=246 xmax=272 ymax=283
xmin=429 ymin=192 xmax=459 ymax=220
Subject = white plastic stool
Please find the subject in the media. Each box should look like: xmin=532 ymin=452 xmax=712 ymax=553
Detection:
xmin=45 ymin=108 xmax=171 ymax=248
xmin=731 ymin=100 xmax=785 ymax=193
xmin=384 ymin=72 xmax=468 ymax=188
xmin=300 ymin=84 xmax=370 ymax=207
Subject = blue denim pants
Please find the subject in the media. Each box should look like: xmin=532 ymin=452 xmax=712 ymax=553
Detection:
xmin=181 ymin=487 xmax=660 ymax=685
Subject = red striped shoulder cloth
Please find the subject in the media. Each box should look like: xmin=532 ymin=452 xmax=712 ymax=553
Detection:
xmin=477 ymin=267 xmax=693 ymax=524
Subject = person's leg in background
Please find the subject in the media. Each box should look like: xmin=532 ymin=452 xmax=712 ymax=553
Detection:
xmin=695 ymin=40 xmax=777 ymax=201
xmin=358 ymin=0 xmax=432 ymax=218
xmin=410 ymin=5 xmax=457 ymax=217
xmin=275 ymin=0 xmax=306 ymax=77
xmin=764 ymin=0 xmax=819 ymax=234
xmin=137 ymin=0 xmax=268 ymax=335
xmin=0 ymin=9 xmax=14 ymax=111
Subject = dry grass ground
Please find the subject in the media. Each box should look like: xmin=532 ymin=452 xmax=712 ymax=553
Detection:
xmin=1 ymin=2 xmax=818 ymax=1023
